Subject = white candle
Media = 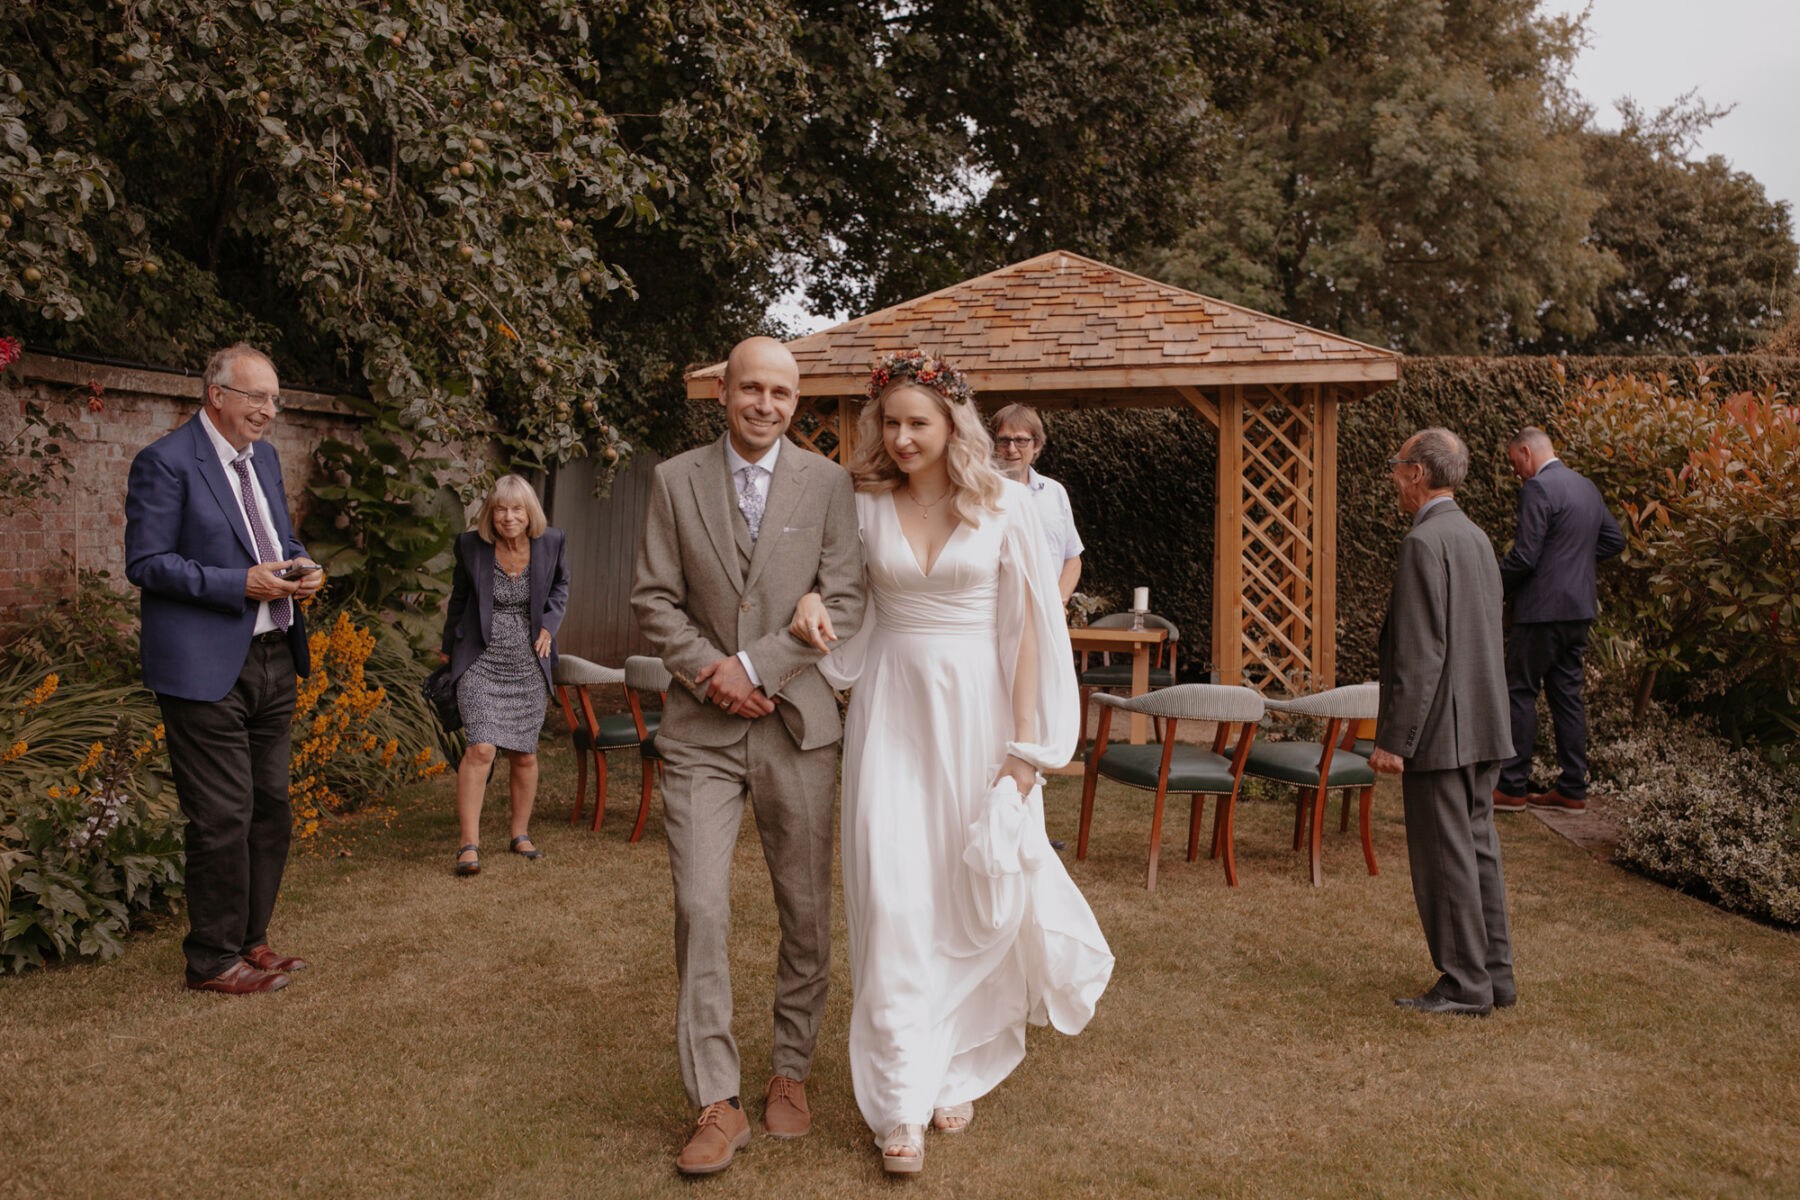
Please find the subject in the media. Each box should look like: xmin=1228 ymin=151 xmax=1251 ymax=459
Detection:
xmin=1133 ymin=587 xmax=1149 ymax=612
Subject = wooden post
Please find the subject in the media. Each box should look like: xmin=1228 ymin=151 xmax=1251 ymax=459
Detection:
xmin=1316 ymin=386 xmax=1339 ymax=688
xmin=836 ymin=396 xmax=858 ymax=465
xmin=1214 ymin=385 xmax=1244 ymax=685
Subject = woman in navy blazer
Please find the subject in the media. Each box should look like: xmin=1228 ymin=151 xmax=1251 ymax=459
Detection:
xmin=440 ymin=474 xmax=570 ymax=875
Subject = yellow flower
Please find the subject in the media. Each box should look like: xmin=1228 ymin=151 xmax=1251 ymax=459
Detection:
xmin=1 ymin=740 xmax=25 ymax=763
xmin=21 ymin=673 xmax=59 ymax=711
xmin=78 ymin=741 xmax=106 ymax=775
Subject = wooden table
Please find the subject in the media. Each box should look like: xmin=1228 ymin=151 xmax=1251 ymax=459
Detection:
xmin=1065 ymin=624 xmax=1168 ymax=761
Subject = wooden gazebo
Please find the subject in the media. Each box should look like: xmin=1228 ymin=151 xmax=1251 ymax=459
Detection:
xmin=685 ymin=250 xmax=1401 ymax=692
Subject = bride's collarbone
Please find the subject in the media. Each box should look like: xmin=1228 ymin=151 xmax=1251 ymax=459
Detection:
xmin=892 ymin=496 xmax=961 ymax=576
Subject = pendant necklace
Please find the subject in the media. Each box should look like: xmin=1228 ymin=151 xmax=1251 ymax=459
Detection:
xmin=905 ymin=483 xmax=955 ymax=521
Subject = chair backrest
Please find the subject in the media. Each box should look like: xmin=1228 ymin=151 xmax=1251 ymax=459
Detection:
xmin=1263 ymin=682 xmax=1379 ymax=720
xmin=625 ymin=655 xmax=672 ymax=694
xmin=1088 ymin=611 xmax=1180 ymax=641
xmin=552 ymin=654 xmax=624 ymax=688
xmin=1092 ymin=683 xmax=1263 ymax=722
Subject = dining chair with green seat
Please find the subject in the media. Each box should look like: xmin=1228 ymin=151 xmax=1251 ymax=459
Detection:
xmin=1077 ymin=683 xmax=1265 ymax=890
xmin=552 ymin=654 xmax=639 ymax=832
xmin=1237 ymin=682 xmax=1381 ymax=887
xmin=622 ymin=654 xmax=670 ymax=844
xmin=1076 ymin=611 xmax=1180 ymax=751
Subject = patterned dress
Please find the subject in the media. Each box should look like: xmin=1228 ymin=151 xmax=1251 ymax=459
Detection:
xmin=457 ymin=563 xmax=549 ymax=752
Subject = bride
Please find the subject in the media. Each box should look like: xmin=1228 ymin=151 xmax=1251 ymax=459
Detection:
xmin=790 ymin=350 xmax=1113 ymax=1174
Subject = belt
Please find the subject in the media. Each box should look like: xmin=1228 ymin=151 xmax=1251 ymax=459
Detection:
xmin=253 ymin=629 xmax=290 ymax=645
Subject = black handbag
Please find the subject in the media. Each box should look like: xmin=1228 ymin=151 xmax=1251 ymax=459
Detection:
xmin=422 ymin=665 xmax=462 ymax=733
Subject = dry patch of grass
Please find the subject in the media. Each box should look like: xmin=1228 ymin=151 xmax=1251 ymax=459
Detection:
xmin=4 ymin=746 xmax=1799 ymax=1199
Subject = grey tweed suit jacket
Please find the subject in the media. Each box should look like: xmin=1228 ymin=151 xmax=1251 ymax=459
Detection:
xmin=1375 ymin=499 xmax=1514 ymax=771
xmin=631 ymin=434 xmax=865 ymax=752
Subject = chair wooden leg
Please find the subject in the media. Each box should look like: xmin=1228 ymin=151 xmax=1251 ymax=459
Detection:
xmin=1186 ymin=794 xmax=1206 ymax=861
xmin=590 ymin=750 xmax=608 ymax=832
xmin=1218 ymin=788 xmax=1240 ymax=888
xmin=1146 ymin=780 xmax=1168 ymax=891
xmin=1077 ymin=707 xmax=1113 ymax=861
xmin=1292 ymin=788 xmax=1307 ymax=851
xmin=1077 ymin=685 xmax=1094 ymax=757
xmin=1308 ymin=785 xmax=1328 ymax=887
xmin=1340 ymin=788 xmax=1352 ymax=832
xmin=630 ymin=755 xmax=655 ymax=843
xmin=570 ymin=753 xmax=587 ymax=826
xmin=1359 ymin=785 xmax=1378 ymax=875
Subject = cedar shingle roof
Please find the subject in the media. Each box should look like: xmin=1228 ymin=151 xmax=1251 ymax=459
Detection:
xmin=685 ymin=250 xmax=1400 ymax=402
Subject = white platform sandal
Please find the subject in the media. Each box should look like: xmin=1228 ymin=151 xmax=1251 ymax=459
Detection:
xmin=931 ymin=1102 xmax=974 ymax=1134
xmin=881 ymin=1124 xmax=925 ymax=1174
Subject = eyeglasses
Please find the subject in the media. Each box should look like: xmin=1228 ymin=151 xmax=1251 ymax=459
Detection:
xmin=994 ymin=436 xmax=1039 ymax=450
xmin=1385 ymin=457 xmax=1419 ymax=468
xmin=215 ymin=383 xmax=282 ymax=411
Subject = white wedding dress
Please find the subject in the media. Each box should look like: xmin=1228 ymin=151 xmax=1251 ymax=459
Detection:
xmin=821 ymin=481 xmax=1114 ymax=1138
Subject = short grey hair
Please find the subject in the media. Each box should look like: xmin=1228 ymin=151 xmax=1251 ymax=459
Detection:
xmin=202 ymin=342 xmax=275 ymax=396
xmin=990 ymin=402 xmax=1045 ymax=444
xmin=1410 ymin=427 xmax=1468 ymax=491
xmin=1509 ymin=426 xmax=1554 ymax=453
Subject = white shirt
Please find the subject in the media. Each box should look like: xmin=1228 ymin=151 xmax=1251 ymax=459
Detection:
xmin=724 ymin=438 xmax=782 ymax=687
xmin=1416 ymin=494 xmax=1454 ymax=518
xmin=200 ymin=409 xmax=282 ymax=635
xmin=1024 ymin=468 xmax=1083 ymax=576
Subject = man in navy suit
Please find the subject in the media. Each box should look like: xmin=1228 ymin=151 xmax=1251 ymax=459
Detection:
xmin=125 ymin=343 xmax=324 ymax=994
xmin=1494 ymin=427 xmax=1625 ymax=813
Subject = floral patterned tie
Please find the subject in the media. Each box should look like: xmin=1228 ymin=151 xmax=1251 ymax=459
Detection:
xmin=736 ymin=465 xmax=765 ymax=541
xmin=230 ymin=453 xmax=292 ymax=629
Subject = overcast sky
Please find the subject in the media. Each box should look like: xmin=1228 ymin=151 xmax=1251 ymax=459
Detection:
xmin=1540 ymin=0 xmax=1800 ymax=215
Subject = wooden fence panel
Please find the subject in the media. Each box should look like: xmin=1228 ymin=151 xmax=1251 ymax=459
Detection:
xmin=545 ymin=450 xmax=660 ymax=667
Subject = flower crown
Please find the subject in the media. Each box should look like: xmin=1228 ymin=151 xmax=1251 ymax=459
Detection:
xmin=865 ymin=349 xmax=973 ymax=407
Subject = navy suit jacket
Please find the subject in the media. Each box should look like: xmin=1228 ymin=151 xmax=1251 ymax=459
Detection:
xmin=125 ymin=414 xmax=311 ymax=702
xmin=1498 ymin=460 xmax=1626 ymax=624
xmin=440 ymin=528 xmax=569 ymax=694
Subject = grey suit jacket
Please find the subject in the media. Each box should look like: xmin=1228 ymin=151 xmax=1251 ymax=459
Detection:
xmin=1375 ymin=499 xmax=1514 ymax=771
xmin=630 ymin=434 xmax=865 ymax=752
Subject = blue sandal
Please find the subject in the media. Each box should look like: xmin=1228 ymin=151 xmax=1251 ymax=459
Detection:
xmin=510 ymin=835 xmax=544 ymax=860
xmin=455 ymin=844 xmax=481 ymax=876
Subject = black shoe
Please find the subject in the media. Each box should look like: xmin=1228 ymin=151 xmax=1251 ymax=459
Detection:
xmin=1395 ymin=991 xmax=1492 ymax=1017
xmin=510 ymin=835 xmax=544 ymax=860
xmin=1493 ymin=992 xmax=1517 ymax=1009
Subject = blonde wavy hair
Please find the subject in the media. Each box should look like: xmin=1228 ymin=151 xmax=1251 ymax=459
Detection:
xmin=848 ymin=381 xmax=1008 ymax=525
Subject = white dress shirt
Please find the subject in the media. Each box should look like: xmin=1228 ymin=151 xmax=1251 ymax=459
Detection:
xmin=724 ymin=438 xmax=781 ymax=687
xmin=200 ymin=409 xmax=283 ymax=635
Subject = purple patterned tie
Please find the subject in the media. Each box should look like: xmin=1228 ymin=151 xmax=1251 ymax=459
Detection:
xmin=230 ymin=453 xmax=292 ymax=630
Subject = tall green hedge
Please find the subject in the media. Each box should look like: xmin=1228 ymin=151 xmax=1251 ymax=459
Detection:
xmin=1039 ymin=355 xmax=1800 ymax=685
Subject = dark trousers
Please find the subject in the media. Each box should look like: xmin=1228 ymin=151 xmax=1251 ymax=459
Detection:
xmin=158 ymin=637 xmax=297 ymax=981
xmin=1499 ymin=619 xmax=1591 ymax=800
xmin=1401 ymin=761 xmax=1514 ymax=1006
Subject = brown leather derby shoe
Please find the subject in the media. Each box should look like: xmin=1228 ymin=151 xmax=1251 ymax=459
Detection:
xmin=243 ymin=944 xmax=310 ymax=974
xmin=676 ymin=1100 xmax=751 ymax=1175
xmin=1527 ymin=789 xmax=1587 ymax=811
xmin=1492 ymin=789 xmax=1529 ymax=813
xmin=186 ymin=961 xmax=290 ymax=995
xmin=762 ymin=1074 xmax=811 ymax=1139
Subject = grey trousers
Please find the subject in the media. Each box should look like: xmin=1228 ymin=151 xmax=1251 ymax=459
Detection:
xmin=1401 ymin=761 xmax=1516 ymax=1006
xmin=658 ymin=720 xmax=840 ymax=1108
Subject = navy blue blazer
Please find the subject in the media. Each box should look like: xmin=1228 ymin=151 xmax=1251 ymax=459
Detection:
xmin=441 ymin=528 xmax=569 ymax=693
xmin=125 ymin=414 xmax=311 ymax=702
xmin=1499 ymin=460 xmax=1626 ymax=624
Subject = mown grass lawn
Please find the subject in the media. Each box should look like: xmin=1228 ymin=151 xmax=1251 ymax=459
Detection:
xmin=3 ymin=744 xmax=1798 ymax=1199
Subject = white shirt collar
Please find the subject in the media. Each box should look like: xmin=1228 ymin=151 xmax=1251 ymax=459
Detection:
xmin=1538 ymin=455 xmax=1560 ymax=472
xmin=1025 ymin=466 xmax=1048 ymax=493
xmin=725 ymin=437 xmax=781 ymax=476
xmin=1417 ymin=494 xmax=1453 ymax=516
xmin=200 ymin=407 xmax=254 ymax=466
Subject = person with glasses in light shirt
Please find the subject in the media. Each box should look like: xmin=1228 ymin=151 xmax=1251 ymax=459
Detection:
xmin=989 ymin=404 xmax=1083 ymax=602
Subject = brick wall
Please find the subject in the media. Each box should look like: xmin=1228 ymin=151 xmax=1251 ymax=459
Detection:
xmin=0 ymin=352 xmax=367 ymax=613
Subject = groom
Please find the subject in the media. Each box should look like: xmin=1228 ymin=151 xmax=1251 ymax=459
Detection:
xmin=631 ymin=336 xmax=865 ymax=1174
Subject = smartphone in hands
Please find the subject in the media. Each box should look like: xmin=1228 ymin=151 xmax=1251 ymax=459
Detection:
xmin=275 ymin=563 xmax=322 ymax=580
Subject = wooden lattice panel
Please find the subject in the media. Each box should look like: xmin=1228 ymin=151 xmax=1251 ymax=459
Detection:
xmin=787 ymin=396 xmax=846 ymax=461
xmin=1236 ymin=384 xmax=1317 ymax=694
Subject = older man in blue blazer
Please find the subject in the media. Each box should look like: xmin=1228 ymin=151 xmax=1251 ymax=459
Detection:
xmin=125 ymin=343 xmax=322 ymax=995
xmin=1494 ymin=427 xmax=1625 ymax=813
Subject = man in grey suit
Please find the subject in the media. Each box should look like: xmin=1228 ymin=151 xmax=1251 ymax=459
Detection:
xmin=1494 ymin=427 xmax=1625 ymax=813
xmin=1369 ymin=428 xmax=1516 ymax=1017
xmin=631 ymin=336 xmax=866 ymax=1174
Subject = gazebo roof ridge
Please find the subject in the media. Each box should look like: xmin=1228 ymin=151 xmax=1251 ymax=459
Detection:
xmin=684 ymin=248 xmax=1400 ymax=399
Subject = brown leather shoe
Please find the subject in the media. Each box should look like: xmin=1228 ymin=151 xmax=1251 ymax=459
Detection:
xmin=762 ymin=1074 xmax=811 ymax=1139
xmin=185 ymin=961 xmax=290 ymax=995
xmin=1492 ymin=789 xmax=1529 ymax=813
xmin=1527 ymin=789 xmax=1587 ymax=811
xmin=676 ymin=1100 xmax=751 ymax=1175
xmin=243 ymin=944 xmax=310 ymax=974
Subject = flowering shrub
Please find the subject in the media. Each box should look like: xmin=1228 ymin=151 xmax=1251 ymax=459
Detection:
xmin=1594 ymin=711 xmax=1800 ymax=927
xmin=0 ymin=666 xmax=181 ymax=972
xmin=289 ymin=611 xmax=449 ymax=840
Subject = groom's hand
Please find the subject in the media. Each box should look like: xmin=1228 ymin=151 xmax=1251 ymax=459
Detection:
xmin=696 ymin=656 xmax=775 ymax=718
